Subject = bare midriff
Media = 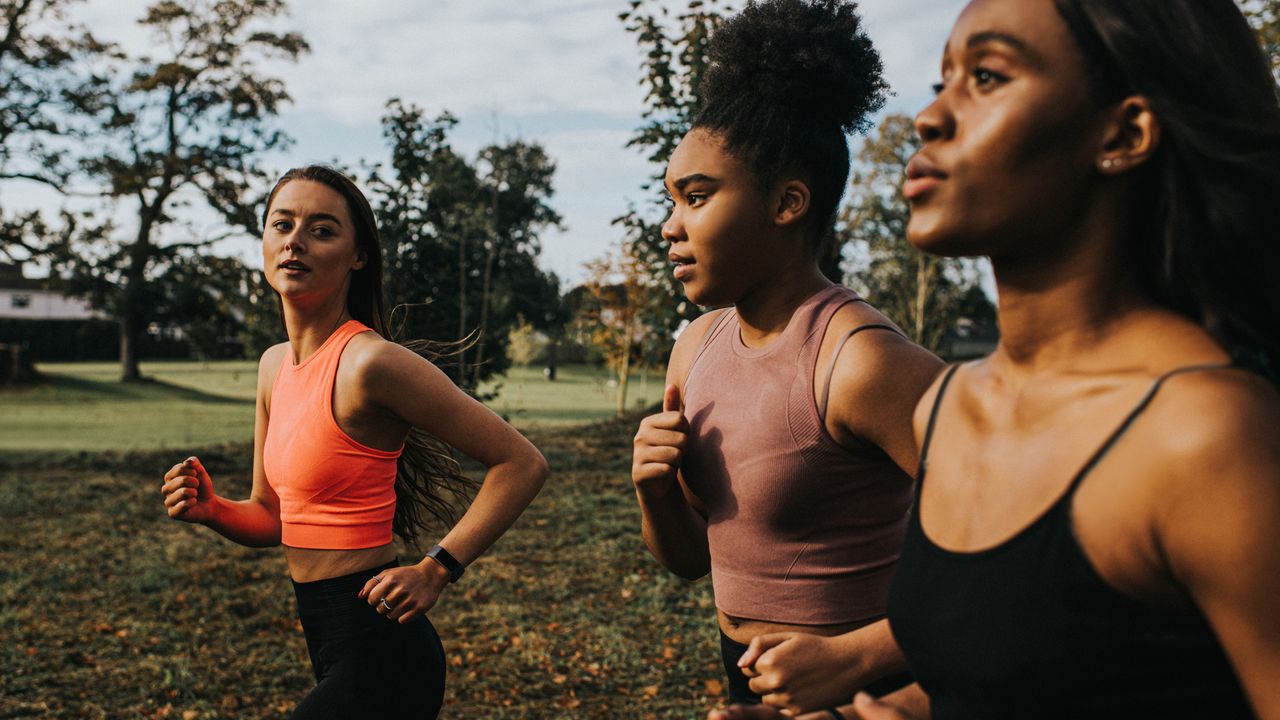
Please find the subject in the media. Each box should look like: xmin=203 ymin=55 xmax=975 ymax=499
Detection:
xmin=718 ymin=608 xmax=880 ymax=645
xmin=284 ymin=543 xmax=397 ymax=583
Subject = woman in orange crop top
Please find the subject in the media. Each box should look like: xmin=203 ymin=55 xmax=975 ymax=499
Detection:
xmin=158 ymin=165 xmax=548 ymax=719
xmin=629 ymin=2 xmax=943 ymax=718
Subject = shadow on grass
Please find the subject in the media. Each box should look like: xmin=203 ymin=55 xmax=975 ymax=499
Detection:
xmin=37 ymin=372 xmax=252 ymax=405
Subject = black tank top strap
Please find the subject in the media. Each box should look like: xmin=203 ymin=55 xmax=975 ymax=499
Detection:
xmin=816 ymin=320 xmax=904 ymax=421
xmin=1063 ymin=362 xmax=1236 ymax=495
xmin=918 ymin=363 xmax=962 ymax=478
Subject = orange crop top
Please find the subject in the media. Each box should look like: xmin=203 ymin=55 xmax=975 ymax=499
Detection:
xmin=263 ymin=319 xmax=402 ymax=549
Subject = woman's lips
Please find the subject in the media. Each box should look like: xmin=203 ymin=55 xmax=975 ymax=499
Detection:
xmin=903 ymin=175 xmax=943 ymax=200
xmin=904 ymin=153 xmax=947 ymax=201
xmin=669 ymin=253 xmax=694 ymax=282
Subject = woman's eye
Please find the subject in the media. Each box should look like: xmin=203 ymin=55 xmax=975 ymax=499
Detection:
xmin=272 ymin=220 xmax=292 ymax=232
xmin=312 ymin=226 xmax=334 ymax=238
xmin=931 ymin=81 xmax=945 ymax=96
xmin=687 ymin=193 xmax=707 ymax=206
xmin=973 ymin=67 xmax=1006 ymax=87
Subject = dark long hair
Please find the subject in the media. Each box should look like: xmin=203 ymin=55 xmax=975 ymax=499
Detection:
xmin=692 ymin=0 xmax=887 ymax=248
xmin=1054 ymin=0 xmax=1280 ymax=379
xmin=264 ymin=165 xmax=478 ymax=546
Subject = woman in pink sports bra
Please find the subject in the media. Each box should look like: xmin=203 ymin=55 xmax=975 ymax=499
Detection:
xmin=629 ymin=2 xmax=943 ymax=718
xmin=158 ymin=165 xmax=548 ymax=719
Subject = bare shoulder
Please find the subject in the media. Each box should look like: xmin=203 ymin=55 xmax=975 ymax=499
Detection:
xmin=257 ymin=342 xmax=291 ymax=390
xmin=1150 ymin=367 xmax=1280 ymax=483
xmin=667 ymin=308 xmax=729 ymax=387
xmin=342 ymin=331 xmax=448 ymax=390
xmin=824 ymin=301 xmax=945 ymax=409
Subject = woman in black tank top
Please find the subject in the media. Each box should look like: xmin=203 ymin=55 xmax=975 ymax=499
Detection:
xmin=846 ymin=1 xmax=1280 ymax=719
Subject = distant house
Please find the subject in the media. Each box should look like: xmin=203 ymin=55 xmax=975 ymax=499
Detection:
xmin=0 ymin=262 xmax=95 ymax=321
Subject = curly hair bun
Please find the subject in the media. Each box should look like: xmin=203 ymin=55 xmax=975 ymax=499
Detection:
xmin=700 ymin=0 xmax=887 ymax=134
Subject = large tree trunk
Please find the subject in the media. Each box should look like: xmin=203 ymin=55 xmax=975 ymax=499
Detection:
xmin=119 ymin=209 xmax=156 ymax=382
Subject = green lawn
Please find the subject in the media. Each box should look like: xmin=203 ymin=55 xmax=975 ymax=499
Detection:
xmin=0 ymin=362 xmax=663 ymax=453
xmin=0 ymin=422 xmax=724 ymax=719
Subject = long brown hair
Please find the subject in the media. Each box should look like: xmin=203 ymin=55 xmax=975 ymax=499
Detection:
xmin=263 ymin=165 xmax=478 ymax=546
xmin=1054 ymin=0 xmax=1280 ymax=381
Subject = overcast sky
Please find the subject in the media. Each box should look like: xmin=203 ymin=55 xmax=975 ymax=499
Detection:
xmin=54 ymin=0 xmax=969 ymax=284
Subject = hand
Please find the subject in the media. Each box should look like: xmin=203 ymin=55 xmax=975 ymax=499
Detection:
xmin=161 ymin=456 xmax=217 ymax=525
xmin=632 ymin=384 xmax=690 ymax=501
xmin=358 ymin=559 xmax=450 ymax=624
xmin=740 ymin=632 xmax=853 ymax=713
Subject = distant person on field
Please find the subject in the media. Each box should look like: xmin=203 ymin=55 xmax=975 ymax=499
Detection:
xmin=160 ymin=165 xmax=548 ymax=719
xmin=629 ymin=1 xmax=943 ymax=717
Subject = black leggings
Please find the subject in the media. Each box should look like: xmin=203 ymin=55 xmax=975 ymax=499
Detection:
xmin=720 ymin=630 xmax=914 ymax=707
xmin=291 ymin=560 xmax=446 ymax=719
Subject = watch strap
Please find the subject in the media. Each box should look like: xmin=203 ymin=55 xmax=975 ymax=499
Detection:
xmin=426 ymin=544 xmax=465 ymax=583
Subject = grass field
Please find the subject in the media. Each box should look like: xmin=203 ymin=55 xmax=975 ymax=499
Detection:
xmin=0 ymin=362 xmax=664 ymax=453
xmin=0 ymin=363 xmax=724 ymax=718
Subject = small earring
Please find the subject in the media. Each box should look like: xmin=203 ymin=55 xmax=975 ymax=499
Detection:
xmin=1100 ymin=158 xmax=1119 ymax=169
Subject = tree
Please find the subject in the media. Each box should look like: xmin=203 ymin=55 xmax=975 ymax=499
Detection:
xmin=615 ymin=0 xmax=728 ymax=344
xmin=64 ymin=0 xmax=307 ymax=380
xmin=0 ymin=0 xmax=104 ymax=265
xmin=369 ymin=100 xmax=562 ymax=390
xmin=470 ymin=141 xmax=562 ymax=386
xmin=576 ymin=239 xmax=665 ymax=418
xmin=1240 ymin=0 xmax=1280 ymax=81
xmin=841 ymin=114 xmax=994 ymax=355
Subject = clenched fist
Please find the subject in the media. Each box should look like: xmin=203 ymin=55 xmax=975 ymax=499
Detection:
xmin=632 ymin=384 xmax=690 ymax=501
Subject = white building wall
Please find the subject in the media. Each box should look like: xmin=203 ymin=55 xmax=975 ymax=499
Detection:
xmin=0 ymin=288 xmax=97 ymax=320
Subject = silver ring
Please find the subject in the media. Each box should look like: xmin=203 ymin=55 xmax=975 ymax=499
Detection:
xmin=371 ymin=576 xmax=382 ymax=583
xmin=379 ymin=598 xmax=392 ymax=612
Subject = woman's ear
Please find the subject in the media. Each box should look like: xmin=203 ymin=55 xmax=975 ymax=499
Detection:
xmin=1095 ymin=95 xmax=1161 ymax=175
xmin=774 ymin=179 xmax=812 ymax=228
xmin=353 ymin=250 xmax=367 ymax=271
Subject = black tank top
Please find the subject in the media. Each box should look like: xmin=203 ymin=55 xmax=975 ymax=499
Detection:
xmin=887 ymin=364 xmax=1254 ymax=719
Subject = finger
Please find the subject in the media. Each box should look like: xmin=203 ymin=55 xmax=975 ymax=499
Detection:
xmin=663 ymin=383 xmax=683 ymax=414
xmin=638 ymin=427 xmax=688 ymax=449
xmin=739 ymin=633 xmax=788 ymax=668
xmin=396 ymin=605 xmax=423 ymax=624
xmin=163 ymin=488 xmax=195 ymax=508
xmin=160 ymin=474 xmax=197 ymax=494
xmin=190 ymin=457 xmax=212 ymax=485
xmin=852 ymin=692 xmax=902 ymax=720
xmin=357 ymin=574 xmax=384 ymax=600
xmin=163 ymin=462 xmax=186 ymax=482
xmin=167 ymin=499 xmax=191 ymax=518
xmin=634 ymin=462 xmax=680 ymax=484
xmin=637 ymin=445 xmax=682 ymax=467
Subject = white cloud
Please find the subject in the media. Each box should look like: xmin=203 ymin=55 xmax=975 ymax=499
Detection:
xmin=57 ymin=0 xmax=971 ymax=285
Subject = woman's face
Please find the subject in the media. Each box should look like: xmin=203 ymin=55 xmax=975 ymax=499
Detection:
xmin=662 ymin=129 xmax=781 ymax=306
xmin=262 ymin=179 xmax=364 ymax=305
xmin=905 ymin=0 xmax=1106 ymax=260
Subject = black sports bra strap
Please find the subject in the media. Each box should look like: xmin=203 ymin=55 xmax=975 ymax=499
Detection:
xmin=1065 ymin=362 xmax=1235 ymax=494
xmin=817 ymin=322 xmax=904 ymax=420
xmin=918 ymin=363 xmax=962 ymax=476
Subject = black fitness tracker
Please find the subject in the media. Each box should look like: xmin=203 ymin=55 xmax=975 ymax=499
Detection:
xmin=426 ymin=544 xmax=465 ymax=583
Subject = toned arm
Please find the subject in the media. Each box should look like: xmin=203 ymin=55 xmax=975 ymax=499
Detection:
xmin=162 ymin=343 xmax=284 ymax=547
xmin=822 ymin=304 xmax=946 ymax=476
xmin=1156 ymin=373 xmax=1280 ymax=719
xmin=632 ymin=310 xmax=724 ymax=580
xmin=360 ymin=341 xmax=549 ymax=568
